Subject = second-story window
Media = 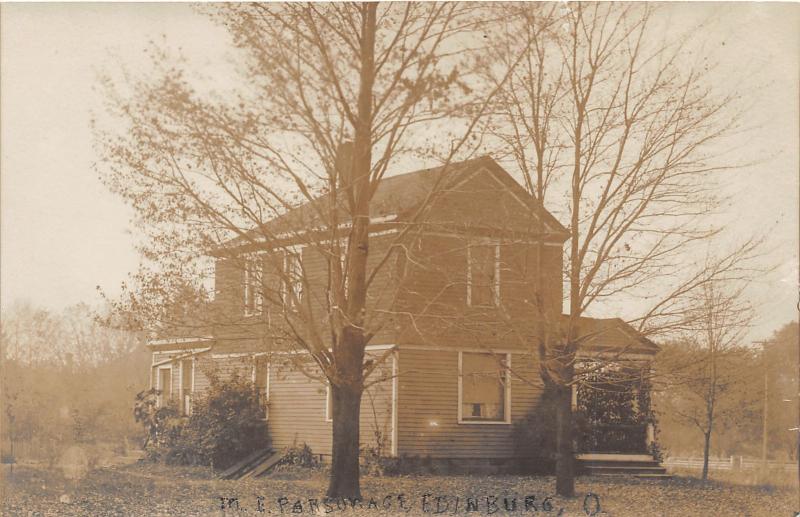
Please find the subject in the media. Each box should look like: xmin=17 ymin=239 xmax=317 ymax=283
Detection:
xmin=327 ymin=250 xmax=348 ymax=305
xmin=243 ymin=256 xmax=263 ymax=315
xmin=467 ymin=243 xmax=500 ymax=307
xmin=282 ymin=251 xmax=304 ymax=310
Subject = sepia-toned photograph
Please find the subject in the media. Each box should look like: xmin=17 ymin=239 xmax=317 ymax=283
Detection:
xmin=1 ymin=2 xmax=798 ymax=515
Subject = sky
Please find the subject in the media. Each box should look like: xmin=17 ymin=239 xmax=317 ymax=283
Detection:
xmin=1 ymin=3 xmax=798 ymax=342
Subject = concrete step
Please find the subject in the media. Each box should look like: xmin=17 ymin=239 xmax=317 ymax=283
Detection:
xmin=576 ymin=453 xmax=654 ymax=462
xmin=633 ymin=473 xmax=673 ymax=480
xmin=585 ymin=471 xmax=673 ymax=480
xmin=582 ymin=460 xmax=661 ymax=468
xmin=584 ymin=465 xmax=667 ymax=475
xmin=578 ymin=453 xmax=672 ymax=479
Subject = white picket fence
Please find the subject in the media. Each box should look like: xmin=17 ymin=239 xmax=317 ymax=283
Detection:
xmin=664 ymin=456 xmax=797 ymax=472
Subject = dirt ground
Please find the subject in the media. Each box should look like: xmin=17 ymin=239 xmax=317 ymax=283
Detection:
xmin=1 ymin=462 xmax=797 ymax=516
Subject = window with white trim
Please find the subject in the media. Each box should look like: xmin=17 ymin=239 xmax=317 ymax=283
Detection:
xmin=282 ymin=251 xmax=304 ymax=310
xmin=253 ymin=355 xmax=270 ymax=420
xmin=467 ymin=243 xmax=500 ymax=307
xmin=458 ymin=352 xmax=510 ymax=423
xmin=243 ymin=256 xmax=263 ymax=315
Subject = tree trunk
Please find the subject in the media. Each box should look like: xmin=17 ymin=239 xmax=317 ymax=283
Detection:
xmin=701 ymin=430 xmax=711 ymax=481
xmin=327 ymin=380 xmax=363 ymax=500
xmin=555 ymin=384 xmax=575 ymax=497
xmin=325 ymin=3 xmax=375 ymax=501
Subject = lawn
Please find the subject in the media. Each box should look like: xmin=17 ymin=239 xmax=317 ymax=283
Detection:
xmin=1 ymin=462 xmax=797 ymax=516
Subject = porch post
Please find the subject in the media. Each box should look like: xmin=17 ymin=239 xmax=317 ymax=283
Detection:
xmin=571 ymin=384 xmax=577 ymax=410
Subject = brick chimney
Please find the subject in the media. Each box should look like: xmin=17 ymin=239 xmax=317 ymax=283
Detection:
xmin=335 ymin=141 xmax=354 ymax=190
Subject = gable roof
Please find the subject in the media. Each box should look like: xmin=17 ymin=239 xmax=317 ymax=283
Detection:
xmin=561 ymin=315 xmax=660 ymax=355
xmin=223 ymin=155 xmax=568 ymax=251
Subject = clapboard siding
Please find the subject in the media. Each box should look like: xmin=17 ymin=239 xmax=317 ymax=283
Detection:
xmin=395 ymin=232 xmax=562 ymax=348
xmin=269 ymin=354 xmax=394 ymax=456
xmin=397 ymin=348 xmax=543 ymax=458
xmin=191 ymin=354 xmax=253 ymax=393
xmin=359 ymin=352 xmax=395 ymax=455
xmin=192 ymin=356 xmax=211 ymax=394
xmin=268 ymin=367 xmax=332 ymax=453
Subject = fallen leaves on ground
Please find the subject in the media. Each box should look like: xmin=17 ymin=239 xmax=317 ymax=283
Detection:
xmin=1 ymin=463 xmax=796 ymax=516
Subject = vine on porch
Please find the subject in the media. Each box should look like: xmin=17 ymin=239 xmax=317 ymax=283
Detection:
xmin=574 ymin=363 xmax=660 ymax=456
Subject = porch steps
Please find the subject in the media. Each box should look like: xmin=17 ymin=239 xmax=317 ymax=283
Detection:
xmin=577 ymin=455 xmax=671 ymax=479
xmin=218 ymin=448 xmax=274 ymax=480
xmin=241 ymin=451 xmax=286 ymax=479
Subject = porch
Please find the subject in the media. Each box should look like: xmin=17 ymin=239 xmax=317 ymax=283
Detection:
xmin=572 ymin=359 xmax=656 ymax=456
xmin=571 ymin=360 xmax=668 ymax=477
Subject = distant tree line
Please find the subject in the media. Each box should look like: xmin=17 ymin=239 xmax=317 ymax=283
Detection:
xmin=0 ymin=302 xmax=149 ymax=465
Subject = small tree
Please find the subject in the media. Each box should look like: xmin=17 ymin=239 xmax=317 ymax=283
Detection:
xmin=657 ymin=279 xmax=760 ymax=480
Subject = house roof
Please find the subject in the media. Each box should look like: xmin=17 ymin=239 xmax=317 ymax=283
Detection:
xmin=561 ymin=315 xmax=659 ymax=355
xmin=222 ymin=155 xmax=568 ymax=251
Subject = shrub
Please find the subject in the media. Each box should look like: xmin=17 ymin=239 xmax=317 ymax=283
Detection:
xmin=361 ymin=444 xmax=400 ymax=476
xmin=134 ymin=372 xmax=269 ymax=470
xmin=133 ymin=388 xmax=184 ymax=462
xmin=360 ymin=428 xmax=400 ymax=476
xmin=178 ymin=372 xmax=269 ymax=469
xmin=277 ymin=443 xmax=320 ymax=470
xmin=511 ymin=387 xmax=558 ymax=474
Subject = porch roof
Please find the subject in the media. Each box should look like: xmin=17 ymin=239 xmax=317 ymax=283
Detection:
xmin=562 ymin=315 xmax=659 ymax=356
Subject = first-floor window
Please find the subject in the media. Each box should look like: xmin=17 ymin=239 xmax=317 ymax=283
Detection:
xmin=253 ymin=356 xmax=270 ymax=420
xmin=325 ymin=382 xmax=333 ymax=422
xmin=459 ymin=352 xmax=509 ymax=423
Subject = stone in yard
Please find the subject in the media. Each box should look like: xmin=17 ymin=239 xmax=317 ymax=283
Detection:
xmin=59 ymin=493 xmax=72 ymax=504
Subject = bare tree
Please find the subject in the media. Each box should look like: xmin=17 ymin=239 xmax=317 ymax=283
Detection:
xmin=95 ymin=3 xmax=524 ymax=498
xmin=656 ymin=278 xmax=759 ymax=481
xmin=484 ymin=3 xmax=758 ymax=495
